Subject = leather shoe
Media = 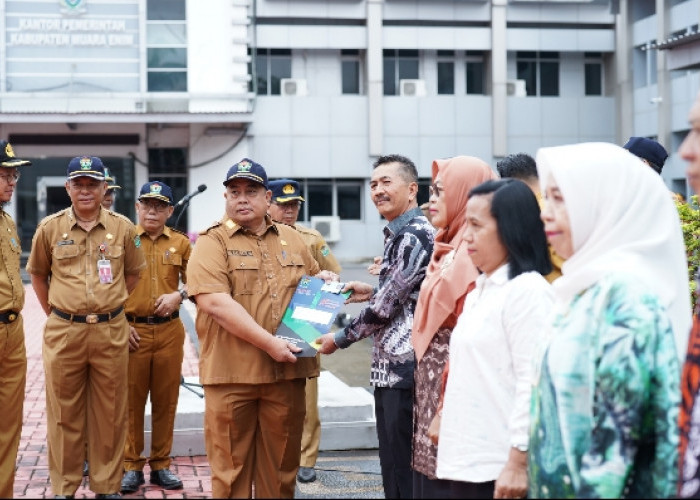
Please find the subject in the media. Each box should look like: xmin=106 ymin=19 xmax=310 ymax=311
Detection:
xmin=120 ymin=470 xmax=144 ymax=493
xmin=150 ymin=469 xmax=183 ymax=490
xmin=95 ymin=494 xmax=121 ymax=499
xmin=297 ymin=466 xmax=317 ymax=483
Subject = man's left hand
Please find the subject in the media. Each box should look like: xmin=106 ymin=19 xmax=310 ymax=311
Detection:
xmin=154 ymin=291 xmax=181 ymax=317
xmin=316 ymin=333 xmax=338 ymax=355
xmin=315 ymin=270 xmax=339 ymax=283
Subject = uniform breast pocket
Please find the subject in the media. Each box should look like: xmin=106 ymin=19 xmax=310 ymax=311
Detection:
xmin=277 ymin=253 xmax=305 ymax=288
xmin=105 ymin=244 xmax=124 ymax=279
xmin=52 ymin=244 xmax=82 ymax=275
xmin=6 ymin=236 xmax=21 ymax=270
xmin=162 ymin=253 xmax=183 ymax=287
xmin=228 ymin=257 xmax=262 ymax=295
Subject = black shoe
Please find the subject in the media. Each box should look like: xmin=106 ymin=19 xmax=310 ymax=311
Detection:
xmin=150 ymin=469 xmax=183 ymax=490
xmin=297 ymin=466 xmax=317 ymax=483
xmin=82 ymin=461 xmax=89 ymax=476
xmin=120 ymin=470 xmax=145 ymax=494
xmin=54 ymin=496 xmax=74 ymax=499
xmin=95 ymin=494 xmax=121 ymax=499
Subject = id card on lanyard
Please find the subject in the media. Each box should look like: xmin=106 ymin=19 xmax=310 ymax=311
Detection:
xmin=98 ymin=243 xmax=113 ymax=284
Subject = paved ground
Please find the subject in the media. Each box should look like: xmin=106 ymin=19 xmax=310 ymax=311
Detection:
xmin=13 ymin=261 xmax=384 ymax=498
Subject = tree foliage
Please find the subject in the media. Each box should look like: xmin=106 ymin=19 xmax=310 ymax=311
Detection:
xmin=676 ymin=195 xmax=700 ymax=311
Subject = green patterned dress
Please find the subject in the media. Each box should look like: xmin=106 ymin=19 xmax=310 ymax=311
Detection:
xmin=529 ymin=273 xmax=680 ymax=498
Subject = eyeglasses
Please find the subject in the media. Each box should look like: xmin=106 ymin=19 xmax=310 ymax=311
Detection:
xmin=0 ymin=172 xmax=20 ymax=183
xmin=272 ymin=201 xmax=302 ymax=210
xmin=139 ymin=201 xmax=169 ymax=213
xmin=428 ymin=183 xmax=443 ymax=198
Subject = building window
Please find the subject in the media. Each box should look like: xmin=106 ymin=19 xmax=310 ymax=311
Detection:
xmin=383 ymin=49 xmax=419 ymax=95
xmin=147 ymin=0 xmax=187 ymax=92
xmin=584 ymin=52 xmax=603 ymax=96
xmin=270 ymin=179 xmax=363 ymax=221
xmin=516 ymin=51 xmax=559 ymax=96
xmin=250 ymin=49 xmax=292 ymax=95
xmin=341 ymin=50 xmax=361 ymax=94
xmin=437 ymin=51 xmax=455 ymax=95
xmin=148 ymin=148 xmax=189 ymax=231
xmin=633 ymin=43 xmax=658 ymax=88
xmin=466 ymin=51 xmax=485 ymax=95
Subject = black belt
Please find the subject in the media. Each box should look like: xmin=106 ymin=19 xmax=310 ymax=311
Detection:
xmin=0 ymin=311 xmax=19 ymax=324
xmin=126 ymin=311 xmax=179 ymax=325
xmin=52 ymin=306 xmax=124 ymax=324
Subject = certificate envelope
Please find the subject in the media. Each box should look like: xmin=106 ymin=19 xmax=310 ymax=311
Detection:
xmin=274 ymin=275 xmax=351 ymax=357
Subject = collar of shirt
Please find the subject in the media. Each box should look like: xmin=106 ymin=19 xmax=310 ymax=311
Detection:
xmin=67 ymin=206 xmax=107 ymax=229
xmin=223 ymin=214 xmax=279 ymax=237
xmin=135 ymin=224 xmax=172 ymax=239
xmin=474 ymin=263 xmax=510 ymax=291
xmin=383 ymin=206 xmax=424 ymax=239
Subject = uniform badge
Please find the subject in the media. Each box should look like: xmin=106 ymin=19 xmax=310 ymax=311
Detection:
xmin=321 ymin=245 xmax=330 ymax=256
xmin=225 ymin=220 xmax=235 ymax=229
xmin=5 ymin=143 xmax=15 ymax=158
xmin=62 ymin=233 xmax=68 ymax=239
xmin=283 ymin=184 xmax=295 ymax=194
xmin=281 ymin=240 xmax=287 ymax=246
xmin=79 ymin=157 xmax=92 ymax=170
xmin=10 ymin=237 xmax=17 ymax=248
xmin=237 ymin=160 xmax=252 ymax=172
xmin=106 ymin=233 xmax=113 ymax=240
xmin=169 ymin=246 xmax=176 ymax=253
xmin=134 ymin=235 xmax=141 ymax=248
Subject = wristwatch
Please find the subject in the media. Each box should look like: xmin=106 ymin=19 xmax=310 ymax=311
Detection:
xmin=179 ymin=289 xmax=188 ymax=302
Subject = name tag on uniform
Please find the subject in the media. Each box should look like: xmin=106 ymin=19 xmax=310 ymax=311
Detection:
xmin=97 ymin=259 xmax=113 ymax=284
xmin=57 ymin=240 xmax=74 ymax=246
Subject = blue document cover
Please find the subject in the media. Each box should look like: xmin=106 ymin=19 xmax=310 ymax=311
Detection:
xmin=275 ymin=275 xmax=351 ymax=357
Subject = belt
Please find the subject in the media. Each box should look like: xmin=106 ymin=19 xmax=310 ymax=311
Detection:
xmin=126 ymin=311 xmax=179 ymax=325
xmin=0 ymin=311 xmax=19 ymax=324
xmin=52 ymin=306 xmax=124 ymax=324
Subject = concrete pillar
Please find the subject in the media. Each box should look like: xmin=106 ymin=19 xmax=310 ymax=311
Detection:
xmin=656 ymin=0 xmax=670 ymax=149
xmin=491 ymin=0 xmax=507 ymax=157
xmin=367 ymin=0 xmax=383 ymax=157
xmin=614 ymin=0 xmax=633 ymax=144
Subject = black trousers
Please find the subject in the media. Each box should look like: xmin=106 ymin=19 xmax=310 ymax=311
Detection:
xmin=413 ymin=470 xmax=452 ymax=499
xmin=447 ymin=479 xmax=495 ymax=499
xmin=375 ymin=386 xmax=413 ymax=499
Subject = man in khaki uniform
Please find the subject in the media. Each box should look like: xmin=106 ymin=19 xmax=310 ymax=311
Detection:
xmin=187 ymin=158 xmax=337 ymax=498
xmin=267 ymin=179 xmax=341 ymax=484
xmin=27 ymin=156 xmax=146 ymax=499
xmin=0 ymin=141 xmax=31 ymax=498
xmin=102 ymin=167 xmax=121 ymax=211
xmin=120 ymin=181 xmax=190 ymax=494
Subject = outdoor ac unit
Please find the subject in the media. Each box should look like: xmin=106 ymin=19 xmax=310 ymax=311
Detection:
xmin=506 ymin=79 xmax=527 ymax=97
xmin=399 ymin=79 xmax=426 ymax=97
xmin=310 ymin=216 xmax=341 ymax=243
xmin=280 ymin=78 xmax=308 ymax=96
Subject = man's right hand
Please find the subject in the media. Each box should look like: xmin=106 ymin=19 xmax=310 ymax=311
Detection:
xmin=267 ymin=337 xmax=301 ymax=363
xmin=316 ymin=333 xmax=338 ymax=355
xmin=367 ymin=256 xmax=382 ymax=276
xmin=128 ymin=326 xmax=140 ymax=352
xmin=342 ymin=281 xmax=374 ymax=304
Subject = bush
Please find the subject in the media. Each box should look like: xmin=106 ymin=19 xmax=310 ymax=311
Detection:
xmin=676 ymin=195 xmax=700 ymax=311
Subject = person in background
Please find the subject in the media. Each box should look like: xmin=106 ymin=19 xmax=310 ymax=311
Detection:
xmin=623 ymin=136 xmax=669 ymax=175
xmin=530 ymin=142 xmax=689 ymax=498
xmin=411 ymin=156 xmax=496 ymax=498
xmin=0 ymin=141 xmax=31 ymax=499
xmin=27 ymin=156 xmax=146 ymax=499
xmin=120 ymin=182 xmax=190 ymax=494
xmin=433 ymin=179 xmax=553 ymax=499
xmin=318 ymin=154 xmax=435 ymax=499
xmin=496 ymin=152 xmax=563 ymax=282
xmin=267 ymin=178 xmax=341 ymax=484
xmin=102 ymin=167 xmax=121 ymax=211
xmin=678 ymin=90 xmax=700 ymax=498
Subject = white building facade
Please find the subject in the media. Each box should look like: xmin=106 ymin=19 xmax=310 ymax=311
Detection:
xmin=0 ymin=0 xmax=695 ymax=260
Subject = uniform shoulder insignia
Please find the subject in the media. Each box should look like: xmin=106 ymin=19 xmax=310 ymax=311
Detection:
xmin=109 ymin=211 xmax=134 ymax=225
xmin=38 ymin=208 xmax=68 ymax=227
xmin=169 ymin=226 xmax=189 ymax=238
xmin=199 ymin=219 xmax=223 ymax=235
xmin=295 ymin=223 xmax=323 ymax=238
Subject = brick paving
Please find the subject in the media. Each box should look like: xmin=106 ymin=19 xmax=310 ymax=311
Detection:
xmin=14 ymin=285 xmax=212 ymax=498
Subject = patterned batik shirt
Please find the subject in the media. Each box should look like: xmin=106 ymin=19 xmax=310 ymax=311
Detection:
xmin=334 ymin=207 xmax=434 ymax=389
xmin=529 ymin=272 xmax=680 ymax=499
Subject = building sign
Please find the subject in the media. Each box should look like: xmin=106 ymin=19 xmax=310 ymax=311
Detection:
xmin=9 ymin=18 xmax=134 ymax=47
xmin=60 ymin=0 xmax=87 ymax=15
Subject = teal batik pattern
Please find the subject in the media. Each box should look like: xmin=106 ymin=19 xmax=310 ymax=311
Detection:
xmin=529 ymin=273 xmax=680 ymax=499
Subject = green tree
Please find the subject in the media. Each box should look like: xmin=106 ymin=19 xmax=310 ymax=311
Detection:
xmin=676 ymin=195 xmax=700 ymax=311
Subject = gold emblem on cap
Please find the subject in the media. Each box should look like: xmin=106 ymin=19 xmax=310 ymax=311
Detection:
xmin=5 ymin=143 xmax=15 ymax=158
xmin=282 ymin=184 xmax=295 ymax=194
xmin=225 ymin=219 xmax=235 ymax=229
xmin=106 ymin=233 xmax=113 ymax=240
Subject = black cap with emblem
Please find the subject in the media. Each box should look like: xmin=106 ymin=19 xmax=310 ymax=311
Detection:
xmin=0 ymin=140 xmax=31 ymax=168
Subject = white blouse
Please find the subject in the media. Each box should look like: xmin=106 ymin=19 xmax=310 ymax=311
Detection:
xmin=435 ymin=264 xmax=553 ymax=483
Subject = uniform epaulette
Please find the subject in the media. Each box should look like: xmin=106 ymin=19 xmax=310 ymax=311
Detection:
xmin=294 ymin=223 xmax=322 ymax=238
xmin=107 ymin=211 xmax=134 ymax=225
xmin=167 ymin=226 xmax=189 ymax=238
xmin=199 ymin=219 xmax=224 ymax=235
xmin=37 ymin=208 xmax=69 ymax=228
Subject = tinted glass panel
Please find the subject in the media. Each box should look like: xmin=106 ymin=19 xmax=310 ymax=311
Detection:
xmin=437 ymin=61 xmax=454 ymax=95
xmin=398 ymin=59 xmax=419 ymax=81
xmin=540 ymin=61 xmax=559 ymax=96
xmin=148 ymin=48 xmax=187 ymax=68
xmin=466 ymin=61 xmax=484 ymax=95
xmin=307 ymin=185 xmax=333 ymax=217
xmin=337 ymin=185 xmax=361 ymax=219
xmin=255 ymin=53 xmax=268 ymax=95
xmin=516 ymin=61 xmax=536 ymax=96
xmin=147 ymin=0 xmax=186 ymax=20
xmin=342 ymin=60 xmax=360 ymax=94
xmin=383 ymin=58 xmax=396 ymax=95
xmin=270 ymin=56 xmax=291 ymax=95
xmin=147 ymin=71 xmax=187 ymax=92
xmin=147 ymin=24 xmax=186 ymax=45
xmin=584 ymin=63 xmax=602 ymax=95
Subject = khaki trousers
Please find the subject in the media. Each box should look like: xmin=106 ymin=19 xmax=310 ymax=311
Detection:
xmin=204 ymin=378 xmax=306 ymax=499
xmin=0 ymin=317 xmax=26 ymax=499
xmin=43 ymin=314 xmax=129 ymax=496
xmin=124 ymin=319 xmax=184 ymax=471
xmin=299 ymin=374 xmax=321 ymax=468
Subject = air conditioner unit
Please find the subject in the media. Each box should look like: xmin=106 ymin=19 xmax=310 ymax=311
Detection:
xmin=280 ymin=78 xmax=308 ymax=96
xmin=506 ymin=79 xmax=527 ymax=97
xmin=310 ymin=216 xmax=341 ymax=243
xmin=399 ymin=79 xmax=426 ymax=97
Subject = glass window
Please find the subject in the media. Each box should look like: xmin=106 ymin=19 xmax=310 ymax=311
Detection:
xmin=337 ymin=184 xmax=361 ymax=219
xmin=517 ymin=60 xmax=537 ymax=96
xmin=148 ymin=148 xmax=189 ymax=232
xmin=585 ymin=62 xmax=602 ymax=95
xmin=437 ymin=61 xmax=454 ymax=95
xmin=383 ymin=49 xmax=419 ymax=95
xmin=147 ymin=48 xmax=187 ymax=69
xmin=147 ymin=72 xmax=187 ymax=92
xmin=466 ymin=62 xmax=485 ymax=95
xmin=146 ymin=0 xmax=187 ymax=92
xmin=252 ymin=49 xmax=291 ymax=95
xmin=383 ymin=57 xmax=396 ymax=95
xmin=147 ymin=24 xmax=186 ymax=45
xmin=147 ymin=0 xmax=185 ymax=20
xmin=307 ymin=184 xmax=333 ymax=218
xmin=516 ymin=51 xmax=559 ymax=96
xmin=341 ymin=51 xmax=361 ymax=95
xmin=540 ymin=61 xmax=559 ymax=96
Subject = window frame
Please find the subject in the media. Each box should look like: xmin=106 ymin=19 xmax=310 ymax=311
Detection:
xmin=146 ymin=0 xmax=187 ymax=92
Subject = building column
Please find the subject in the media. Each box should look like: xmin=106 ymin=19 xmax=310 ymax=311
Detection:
xmin=615 ymin=0 xmax=633 ymax=144
xmin=491 ymin=0 xmax=507 ymax=158
xmin=656 ymin=0 xmax=670 ymax=149
xmin=367 ymin=0 xmax=383 ymax=157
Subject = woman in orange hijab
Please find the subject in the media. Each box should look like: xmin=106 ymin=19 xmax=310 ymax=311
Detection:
xmin=411 ymin=156 xmax=497 ymax=498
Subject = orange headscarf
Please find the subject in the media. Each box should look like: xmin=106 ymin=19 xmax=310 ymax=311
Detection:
xmin=412 ymin=156 xmax=497 ymax=362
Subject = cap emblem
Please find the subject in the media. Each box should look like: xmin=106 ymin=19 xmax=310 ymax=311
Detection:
xmin=79 ymin=157 xmax=92 ymax=170
xmin=283 ymin=184 xmax=295 ymax=194
xmin=5 ymin=143 xmax=15 ymax=158
xmin=150 ymin=184 xmax=163 ymax=194
xmin=237 ymin=160 xmax=252 ymax=173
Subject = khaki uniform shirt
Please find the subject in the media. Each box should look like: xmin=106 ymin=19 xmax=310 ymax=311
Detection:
xmin=27 ymin=207 xmax=146 ymax=313
xmin=125 ymin=226 xmax=190 ymax=316
xmin=294 ymin=223 xmax=341 ymax=274
xmin=187 ymin=215 xmax=320 ymax=385
xmin=0 ymin=211 xmax=24 ymax=312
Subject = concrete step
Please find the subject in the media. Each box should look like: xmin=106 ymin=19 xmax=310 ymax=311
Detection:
xmin=143 ymin=371 xmax=378 ymax=457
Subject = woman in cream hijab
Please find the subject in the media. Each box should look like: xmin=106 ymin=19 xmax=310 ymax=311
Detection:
xmin=411 ymin=156 xmax=496 ymax=498
xmin=529 ymin=142 xmax=690 ymax=498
